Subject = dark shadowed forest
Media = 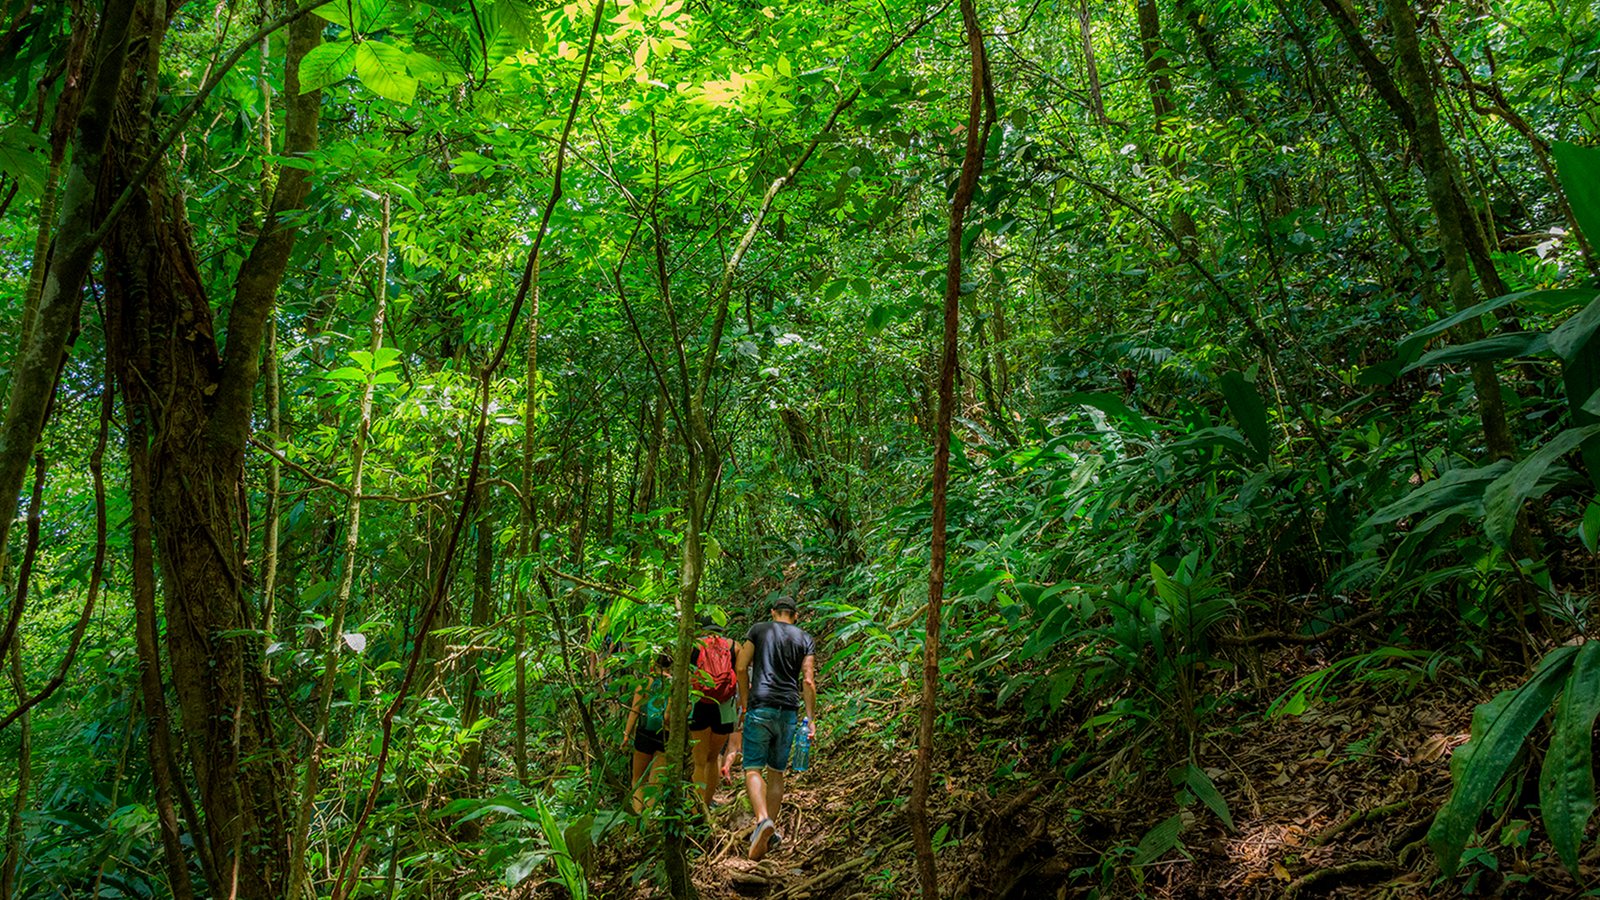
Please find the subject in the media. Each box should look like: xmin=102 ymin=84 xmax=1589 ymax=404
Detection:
xmin=1 ymin=0 xmax=1600 ymax=896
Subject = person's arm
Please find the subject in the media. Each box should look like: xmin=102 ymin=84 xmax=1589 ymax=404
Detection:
xmin=735 ymin=639 xmax=754 ymax=721
xmin=622 ymin=684 xmax=642 ymax=748
xmin=801 ymin=654 xmax=817 ymax=738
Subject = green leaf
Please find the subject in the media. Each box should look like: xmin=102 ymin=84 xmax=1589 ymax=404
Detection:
xmin=1218 ymin=371 xmax=1270 ymax=462
xmin=299 ymin=40 xmax=358 ymax=93
xmin=1561 ymin=315 xmax=1600 ymax=490
xmin=354 ymin=40 xmax=418 ymax=104
xmin=1401 ymin=332 xmax=1551 ymax=374
xmin=1580 ymin=502 xmax=1600 ymax=554
xmin=503 ymin=849 xmax=547 ymax=887
xmin=1180 ymin=764 xmax=1235 ymax=832
xmin=1131 ymin=813 xmax=1184 ymax=867
xmin=0 ymin=124 xmax=47 ymax=196
xmin=1058 ymin=392 xmax=1154 ymax=438
xmin=1482 ymin=424 xmax=1600 ymax=549
xmin=1395 ymin=289 xmax=1588 ymax=360
xmin=1539 ymin=642 xmax=1600 ymax=876
xmin=1429 ymin=646 xmax=1577 ymax=877
xmin=316 ymin=0 xmax=408 ymax=31
xmin=1549 ymin=295 xmax=1600 ymax=361
xmin=1552 ymin=142 xmax=1600 ymax=247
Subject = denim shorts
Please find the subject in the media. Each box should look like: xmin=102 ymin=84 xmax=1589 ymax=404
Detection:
xmin=741 ymin=706 xmax=797 ymax=772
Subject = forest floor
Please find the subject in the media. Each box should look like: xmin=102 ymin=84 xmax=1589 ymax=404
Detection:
xmin=580 ymin=647 xmax=1599 ymax=898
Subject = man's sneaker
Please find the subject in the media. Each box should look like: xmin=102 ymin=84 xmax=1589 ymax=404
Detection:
xmin=769 ymin=829 xmax=783 ymax=851
xmin=748 ymin=818 xmax=775 ymax=860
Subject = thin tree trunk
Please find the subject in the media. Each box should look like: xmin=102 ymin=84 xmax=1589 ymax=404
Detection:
xmin=261 ymin=320 xmax=283 ymax=656
xmin=1136 ymin=0 xmax=1197 ymax=244
xmin=460 ymin=492 xmax=495 ymax=788
xmin=1077 ymin=0 xmax=1107 ymax=126
xmin=330 ymin=8 xmax=607 ymax=887
xmin=0 ymin=0 xmax=137 ymax=604
xmin=778 ymin=408 xmax=863 ymax=562
xmin=0 ymin=360 xmax=113 ymax=736
xmin=287 ymin=196 xmax=390 ymax=899
xmin=1 ymin=640 xmax=29 ymax=899
xmin=912 ymin=2 xmax=990 ymax=897
xmin=1384 ymin=0 xmax=1517 ymax=461
xmin=515 ymin=255 xmax=541 ymax=784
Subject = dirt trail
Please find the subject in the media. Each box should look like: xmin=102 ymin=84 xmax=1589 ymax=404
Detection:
xmin=592 ymin=656 xmax=1598 ymax=898
xmin=689 ymin=757 xmax=905 ymax=899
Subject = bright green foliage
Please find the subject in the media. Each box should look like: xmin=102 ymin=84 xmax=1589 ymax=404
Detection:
xmin=1429 ymin=642 xmax=1600 ymax=878
xmin=1 ymin=0 xmax=1599 ymax=894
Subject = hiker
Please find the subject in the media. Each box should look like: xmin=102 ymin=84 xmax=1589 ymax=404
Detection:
xmin=621 ymin=652 xmax=673 ymax=813
xmin=720 ymin=728 xmax=741 ymax=784
xmin=736 ymin=595 xmax=817 ymax=860
xmin=689 ymin=616 xmax=738 ymax=808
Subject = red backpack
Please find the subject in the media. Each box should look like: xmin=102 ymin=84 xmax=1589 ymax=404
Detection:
xmin=694 ymin=634 xmax=737 ymax=703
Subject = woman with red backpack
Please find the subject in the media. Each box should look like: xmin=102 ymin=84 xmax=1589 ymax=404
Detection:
xmin=688 ymin=616 xmax=739 ymax=809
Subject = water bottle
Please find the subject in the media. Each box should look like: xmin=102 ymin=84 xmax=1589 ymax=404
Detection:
xmin=791 ymin=718 xmax=811 ymax=772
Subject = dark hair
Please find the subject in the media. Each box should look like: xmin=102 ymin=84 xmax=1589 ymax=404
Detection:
xmin=655 ymin=652 xmax=672 ymax=669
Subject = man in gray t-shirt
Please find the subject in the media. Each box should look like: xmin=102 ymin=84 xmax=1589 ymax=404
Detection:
xmin=735 ymin=596 xmax=816 ymax=860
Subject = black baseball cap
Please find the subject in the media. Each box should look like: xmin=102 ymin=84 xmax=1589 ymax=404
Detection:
xmin=770 ymin=596 xmax=797 ymax=612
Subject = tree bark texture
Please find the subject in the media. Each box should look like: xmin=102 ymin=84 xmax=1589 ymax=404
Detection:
xmin=99 ymin=8 xmax=322 ymax=896
xmin=1383 ymin=0 xmax=1517 ymax=461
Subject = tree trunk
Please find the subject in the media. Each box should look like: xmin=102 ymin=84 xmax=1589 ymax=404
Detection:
xmin=1383 ymin=0 xmax=1517 ymax=461
xmin=460 ymin=493 xmax=496 ymax=788
xmin=1078 ymin=0 xmax=1108 ymax=126
xmin=515 ymin=255 xmax=541 ymax=784
xmin=912 ymin=2 xmax=989 ymax=897
xmin=778 ymin=408 xmax=863 ymax=563
xmin=0 ymin=0 xmax=138 ymax=602
xmin=1136 ymin=0 xmax=1197 ymax=244
xmin=1 ymin=639 xmax=29 ymax=898
xmin=127 ymin=412 xmax=201 ymax=900
xmin=99 ymin=9 xmax=322 ymax=896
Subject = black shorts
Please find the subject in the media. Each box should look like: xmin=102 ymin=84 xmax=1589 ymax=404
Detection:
xmin=633 ymin=727 xmax=665 ymax=755
xmin=690 ymin=700 xmax=734 ymax=735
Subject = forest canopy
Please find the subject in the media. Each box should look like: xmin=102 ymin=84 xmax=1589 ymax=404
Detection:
xmin=1 ymin=0 xmax=1599 ymax=896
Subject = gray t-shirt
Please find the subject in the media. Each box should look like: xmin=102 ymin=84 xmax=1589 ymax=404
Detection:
xmin=744 ymin=621 xmax=816 ymax=710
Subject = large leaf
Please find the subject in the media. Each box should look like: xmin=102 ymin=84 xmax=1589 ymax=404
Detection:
xmin=315 ymin=0 xmax=409 ymax=31
xmin=1429 ymin=646 xmax=1577 ymax=877
xmin=1218 ymin=371 xmax=1270 ymax=463
xmin=1402 ymin=332 xmax=1551 ymax=374
xmin=1552 ymin=142 xmax=1600 ymax=247
xmin=1180 ymin=764 xmax=1235 ymax=832
xmin=1549 ymin=295 xmax=1600 ymax=361
xmin=354 ymin=40 xmax=418 ymax=104
xmin=299 ymin=40 xmax=358 ymax=92
xmin=1366 ymin=461 xmax=1510 ymax=527
xmin=1565 ymin=347 xmax=1600 ymax=491
xmin=1539 ymin=641 xmax=1600 ymax=876
xmin=1058 ymin=392 xmax=1154 ymax=438
xmin=0 ymin=123 xmax=46 ymax=196
xmin=1131 ymin=813 xmax=1185 ymax=867
xmin=1482 ymin=424 xmax=1600 ymax=548
xmin=1395 ymin=289 xmax=1590 ymax=360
